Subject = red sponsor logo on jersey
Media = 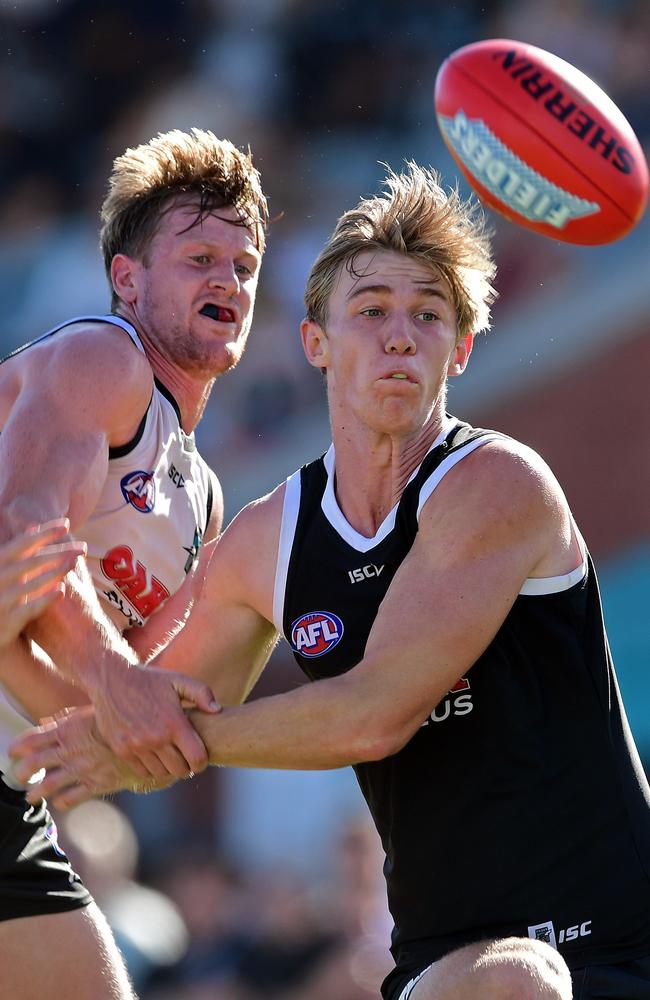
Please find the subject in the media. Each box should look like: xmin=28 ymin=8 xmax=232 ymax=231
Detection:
xmin=120 ymin=470 xmax=156 ymax=513
xmin=291 ymin=611 xmax=344 ymax=658
xmin=449 ymin=676 xmax=470 ymax=692
xmin=101 ymin=545 xmax=170 ymax=620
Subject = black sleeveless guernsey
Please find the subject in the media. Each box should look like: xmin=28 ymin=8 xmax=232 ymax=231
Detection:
xmin=275 ymin=418 xmax=650 ymax=985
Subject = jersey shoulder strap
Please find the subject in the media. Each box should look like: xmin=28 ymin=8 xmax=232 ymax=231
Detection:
xmin=272 ymin=454 xmax=327 ymax=629
xmin=397 ymin=419 xmax=508 ymax=536
xmin=0 ymin=313 xmax=145 ymax=365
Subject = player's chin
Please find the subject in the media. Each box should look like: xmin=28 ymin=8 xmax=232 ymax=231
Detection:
xmin=372 ymin=401 xmax=426 ymax=435
xmin=198 ymin=339 xmax=246 ymax=376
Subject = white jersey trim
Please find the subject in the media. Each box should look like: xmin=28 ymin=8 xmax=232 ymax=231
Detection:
xmin=519 ymin=563 xmax=587 ymax=594
xmin=273 ymin=470 xmax=302 ymax=632
xmin=520 ymin=524 xmax=587 ymax=595
xmin=398 ymin=964 xmax=433 ymax=1000
xmin=321 ymin=415 xmax=457 ymax=554
xmin=415 ymin=433 xmax=502 ymax=519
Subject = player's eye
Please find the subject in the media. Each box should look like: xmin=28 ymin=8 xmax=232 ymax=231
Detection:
xmin=191 ymin=254 xmax=210 ymax=265
xmin=416 ymin=311 xmax=438 ymax=322
xmin=361 ymin=307 xmax=383 ymax=317
xmin=235 ymin=263 xmax=252 ymax=276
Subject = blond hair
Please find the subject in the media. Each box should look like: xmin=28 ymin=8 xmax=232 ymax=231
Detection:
xmin=304 ymin=162 xmax=497 ymax=339
xmin=100 ymin=128 xmax=268 ymax=306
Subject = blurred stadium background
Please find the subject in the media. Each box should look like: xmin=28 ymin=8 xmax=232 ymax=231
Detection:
xmin=1 ymin=0 xmax=648 ymax=996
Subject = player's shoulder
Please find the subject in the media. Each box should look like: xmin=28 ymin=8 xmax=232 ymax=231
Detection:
xmin=24 ymin=317 xmax=150 ymax=387
xmin=455 ymin=431 xmax=562 ymax=492
xmin=224 ymin=481 xmax=286 ymax=550
xmin=424 ymin=430 xmax=569 ymax=533
xmin=204 ymin=482 xmax=286 ymax=605
xmin=24 ymin=317 xmax=153 ymax=413
xmin=50 ymin=318 xmax=151 ymax=380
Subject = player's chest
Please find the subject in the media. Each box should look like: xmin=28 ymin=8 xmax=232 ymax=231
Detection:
xmin=85 ymin=430 xmax=209 ymax=627
xmin=284 ymin=524 xmax=408 ymax=679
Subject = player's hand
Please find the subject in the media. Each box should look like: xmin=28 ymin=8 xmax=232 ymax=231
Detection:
xmin=8 ymin=704 xmax=174 ymax=809
xmin=87 ymin=659 xmax=221 ymax=781
xmin=0 ymin=519 xmax=86 ymax=647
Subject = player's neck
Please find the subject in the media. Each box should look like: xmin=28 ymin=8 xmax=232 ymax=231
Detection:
xmin=139 ymin=336 xmax=214 ymax=433
xmin=113 ymin=307 xmax=216 ymax=432
xmin=330 ymin=411 xmax=447 ymax=537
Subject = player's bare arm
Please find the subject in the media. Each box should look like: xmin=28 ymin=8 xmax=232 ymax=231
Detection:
xmin=10 ymin=484 xmax=283 ymax=805
xmin=0 ymin=323 xmax=218 ymax=778
xmin=187 ymin=438 xmax=579 ymax=768
xmin=11 ymin=440 xmax=580 ymax=802
xmin=152 ymin=485 xmax=282 ymax=697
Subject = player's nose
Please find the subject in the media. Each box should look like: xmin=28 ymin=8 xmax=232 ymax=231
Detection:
xmin=385 ymin=315 xmax=416 ymax=354
xmin=208 ymin=260 xmax=239 ymax=296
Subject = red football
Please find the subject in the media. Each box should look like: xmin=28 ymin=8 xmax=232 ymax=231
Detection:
xmin=434 ymin=38 xmax=649 ymax=244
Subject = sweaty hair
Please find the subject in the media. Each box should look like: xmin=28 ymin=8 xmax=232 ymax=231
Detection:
xmin=100 ymin=127 xmax=268 ymax=306
xmin=304 ymin=162 xmax=497 ymax=339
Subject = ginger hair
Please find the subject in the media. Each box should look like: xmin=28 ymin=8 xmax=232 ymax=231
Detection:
xmin=100 ymin=128 xmax=268 ymax=306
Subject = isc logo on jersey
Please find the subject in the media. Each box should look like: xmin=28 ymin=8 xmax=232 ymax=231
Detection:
xmin=291 ymin=611 xmax=344 ymax=658
xmin=528 ymin=918 xmax=592 ymax=950
xmin=121 ymin=470 xmax=156 ymax=513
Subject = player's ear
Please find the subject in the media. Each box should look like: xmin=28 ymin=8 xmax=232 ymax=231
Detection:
xmin=447 ymin=332 xmax=473 ymax=377
xmin=301 ymin=318 xmax=330 ymax=370
xmin=111 ymin=254 xmax=140 ymax=304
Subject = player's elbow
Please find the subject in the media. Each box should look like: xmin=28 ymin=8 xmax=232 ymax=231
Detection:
xmin=348 ymin=716 xmax=418 ymax=763
xmin=336 ymin=673 xmax=421 ymax=763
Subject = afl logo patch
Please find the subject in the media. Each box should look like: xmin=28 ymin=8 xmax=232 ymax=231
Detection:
xmin=120 ymin=471 xmax=155 ymax=513
xmin=291 ymin=611 xmax=344 ymax=658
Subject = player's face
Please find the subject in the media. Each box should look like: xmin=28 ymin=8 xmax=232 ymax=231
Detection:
xmin=302 ymin=249 xmax=472 ymax=436
xmin=127 ymin=202 xmax=262 ymax=376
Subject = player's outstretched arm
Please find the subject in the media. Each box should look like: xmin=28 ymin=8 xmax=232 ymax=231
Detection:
xmin=186 ymin=440 xmax=580 ymax=769
xmin=0 ymin=326 xmax=218 ymax=780
xmin=9 ymin=487 xmax=284 ymax=806
xmin=10 ymin=444 xmax=579 ymax=804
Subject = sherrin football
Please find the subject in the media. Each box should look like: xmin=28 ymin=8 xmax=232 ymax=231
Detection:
xmin=434 ymin=38 xmax=649 ymax=244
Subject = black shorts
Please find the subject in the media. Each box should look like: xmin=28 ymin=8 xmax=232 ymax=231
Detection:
xmin=0 ymin=772 xmax=92 ymax=920
xmin=383 ymin=954 xmax=650 ymax=1000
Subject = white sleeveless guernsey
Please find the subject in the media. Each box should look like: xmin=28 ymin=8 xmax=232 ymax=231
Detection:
xmin=0 ymin=315 xmax=213 ymax=778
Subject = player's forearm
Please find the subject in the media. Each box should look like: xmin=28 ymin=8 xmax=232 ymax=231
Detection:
xmin=0 ymin=636 xmax=90 ymax=722
xmin=23 ymin=557 xmax=140 ymax=692
xmin=188 ymin=669 xmax=393 ymax=770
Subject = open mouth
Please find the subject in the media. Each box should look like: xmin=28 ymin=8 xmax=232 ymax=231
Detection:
xmin=382 ymin=373 xmax=416 ymax=383
xmin=199 ymin=304 xmax=236 ymax=323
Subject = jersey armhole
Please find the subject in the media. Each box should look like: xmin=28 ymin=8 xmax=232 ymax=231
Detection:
xmin=108 ymin=394 xmax=152 ymax=459
xmin=519 ymin=521 xmax=588 ymax=595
